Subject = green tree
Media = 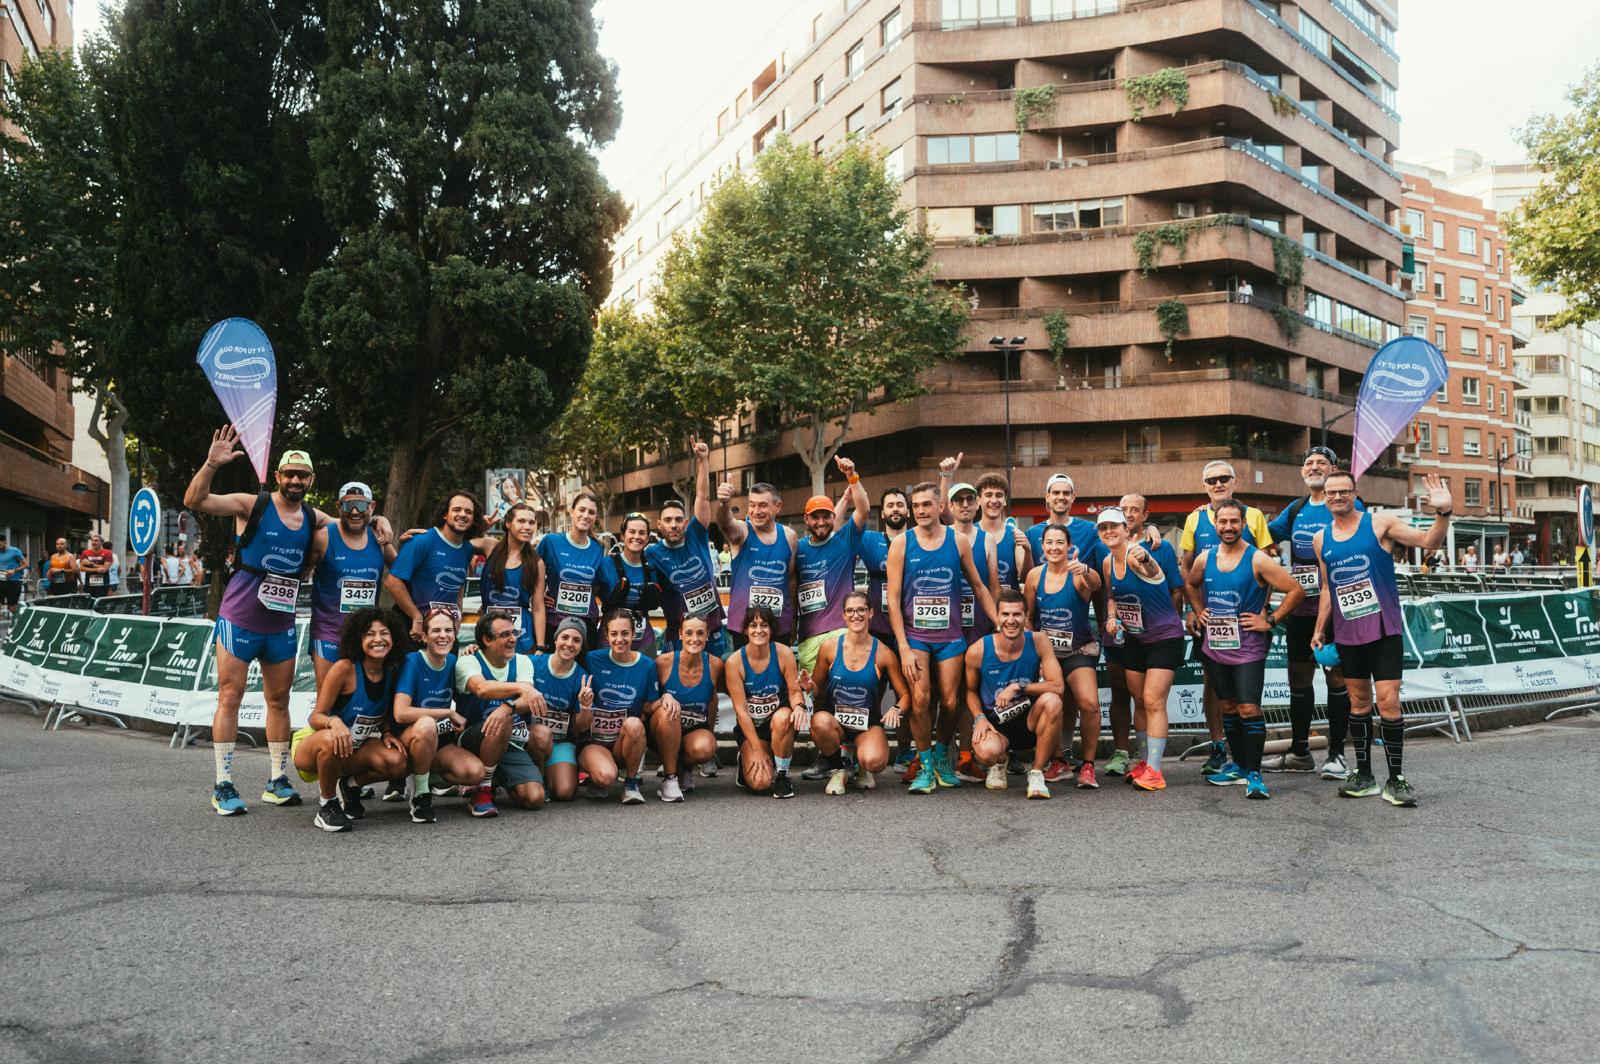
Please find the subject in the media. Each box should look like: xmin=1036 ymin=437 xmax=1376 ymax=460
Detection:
xmin=300 ymin=0 xmax=626 ymax=529
xmin=1506 ymin=64 xmax=1600 ymax=328
xmin=0 ymin=49 xmax=132 ymax=560
xmin=656 ymin=137 xmax=968 ymax=495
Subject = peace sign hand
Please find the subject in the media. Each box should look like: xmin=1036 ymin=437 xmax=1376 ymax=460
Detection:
xmin=205 ymin=426 xmax=243 ymax=469
xmin=578 ymin=674 xmax=594 ymax=708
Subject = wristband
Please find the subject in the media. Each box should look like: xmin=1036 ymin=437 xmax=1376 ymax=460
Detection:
xmin=1436 ymin=509 xmax=1453 ymax=516
xmin=939 ymin=471 xmax=952 ymax=477
xmin=847 ymin=474 xmax=860 ymax=484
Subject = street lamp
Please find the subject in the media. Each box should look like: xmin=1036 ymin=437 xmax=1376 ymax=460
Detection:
xmin=1495 ymin=442 xmax=1508 ymax=519
xmin=988 ymin=335 xmax=1027 ymax=497
xmin=1319 ymin=403 xmax=1356 ymax=447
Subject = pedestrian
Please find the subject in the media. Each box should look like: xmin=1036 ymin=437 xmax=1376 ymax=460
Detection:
xmin=0 ymin=535 xmax=26 ymax=619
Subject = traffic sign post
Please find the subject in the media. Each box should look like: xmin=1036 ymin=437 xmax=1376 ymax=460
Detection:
xmin=129 ymin=487 xmax=161 ymax=616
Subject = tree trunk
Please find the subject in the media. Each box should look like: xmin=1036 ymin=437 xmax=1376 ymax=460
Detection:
xmin=85 ymin=389 xmax=130 ymax=562
xmin=384 ymin=309 xmax=445 ymax=530
xmin=794 ymin=405 xmax=856 ymax=497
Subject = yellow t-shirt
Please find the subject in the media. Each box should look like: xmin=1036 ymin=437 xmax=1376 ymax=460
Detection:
xmin=1179 ymin=505 xmax=1273 ymax=553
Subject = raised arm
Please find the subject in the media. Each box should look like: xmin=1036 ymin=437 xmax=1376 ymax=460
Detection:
xmin=1379 ymin=473 xmax=1454 ymax=553
xmin=692 ymin=436 xmax=714 ymax=529
xmin=715 ymin=478 xmax=747 ymax=548
xmin=835 ymin=455 xmax=868 ymax=530
xmin=184 ymin=426 xmax=260 ymax=521
xmin=935 ymin=453 xmax=962 ymax=523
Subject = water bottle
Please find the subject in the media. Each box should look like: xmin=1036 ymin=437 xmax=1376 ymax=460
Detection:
xmin=1107 ymin=616 xmax=1125 ymax=646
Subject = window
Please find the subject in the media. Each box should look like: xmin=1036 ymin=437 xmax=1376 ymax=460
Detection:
xmin=1463 ymin=428 xmax=1482 ymax=456
xmin=1497 ymin=296 xmax=1506 ymax=320
xmin=1417 ymin=421 xmax=1433 ymax=451
xmin=1405 ymin=208 xmax=1425 ymax=237
xmin=1016 ymin=429 xmax=1050 ymax=466
xmin=1036 ymin=0 xmax=1122 ymax=18
xmin=1462 ymin=378 xmax=1480 ymax=406
xmin=1434 ymin=324 xmax=1447 ymax=352
xmin=1501 ymin=391 xmax=1508 ymax=415
xmin=1031 ymin=197 xmax=1124 ymax=231
xmin=1433 ymin=220 xmax=1446 ymax=248
xmin=1433 ymin=272 xmax=1445 ymax=300
xmin=1435 ymin=376 xmax=1448 ymax=403
xmin=1496 ymin=248 xmax=1504 ymax=272
xmin=1464 ymin=479 xmax=1482 ymax=507
xmin=846 ymin=106 xmax=866 ymax=136
xmin=1459 ymin=276 xmax=1478 ymax=306
xmin=1499 ymin=342 xmax=1507 ymax=366
xmin=942 ymin=0 xmax=1017 ymax=29
xmin=813 ymin=135 xmax=826 ymax=156
xmin=1437 ymin=426 xmax=1450 ymax=454
xmin=1413 ymin=264 xmax=1426 ymax=292
xmin=1299 ymin=11 xmax=1330 ymax=53
xmin=881 ymin=77 xmax=902 ymax=115
xmin=1485 ymin=384 xmax=1495 ymax=410
xmin=1458 ymin=226 xmax=1477 ymax=255
xmin=1532 ymin=354 xmax=1564 ymax=375
xmin=976 ymin=204 xmax=1021 ymax=235
xmin=883 ymin=144 xmax=906 ymax=179
xmin=846 ymin=40 xmax=865 ymax=78
xmin=814 ymin=75 xmax=826 ymax=105
xmin=880 ymin=7 xmax=902 ymax=46
xmin=1482 ymin=285 xmax=1492 ymax=315
xmin=1535 ymin=436 xmax=1569 ymax=456
xmin=37 ymin=0 xmax=54 ymax=39
xmin=927 ymin=136 xmax=969 ymax=165
xmin=972 ymin=132 xmax=1019 ymax=162
xmin=1408 ymin=314 xmax=1428 ymax=338
xmin=1460 ymin=327 xmax=1479 ymax=355
xmin=1532 ymin=396 xmax=1567 ymax=415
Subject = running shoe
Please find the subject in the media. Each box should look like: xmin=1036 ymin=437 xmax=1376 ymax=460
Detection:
xmin=1025 ymin=769 xmax=1051 ymax=800
xmin=586 ymin=782 xmax=609 ymax=800
xmin=908 ymin=760 xmax=937 ymax=794
xmin=681 ymin=772 xmax=696 ymax=794
xmin=1206 ymin=763 xmax=1247 ymax=787
xmin=771 ymin=771 xmax=795 ymax=800
xmin=802 ymin=756 xmax=832 ymax=781
xmin=1200 ymin=742 xmax=1228 ymax=775
xmin=698 ymin=757 xmax=720 ymax=777
xmin=261 ymin=775 xmax=302 ymax=807
xmin=1132 ymin=766 xmax=1167 ymax=791
xmin=1077 ymin=762 xmax=1099 ymax=790
xmin=892 ymin=746 xmax=915 ymax=772
xmin=1382 ymin=775 xmax=1418 ymax=807
xmin=1104 ymin=748 xmax=1132 ymax=776
xmin=659 ymin=776 xmax=685 ymax=803
xmin=469 ymin=784 xmax=499 ymax=817
xmin=930 ymin=748 xmax=961 ymax=788
xmin=955 ymin=751 xmax=986 ymax=783
xmin=900 ymin=753 xmax=922 ymax=785
xmin=409 ymin=792 xmax=436 ymax=823
xmin=1125 ymin=759 xmax=1150 ymax=786
xmin=1244 ymin=771 xmax=1271 ymax=800
xmin=430 ymin=782 xmax=461 ymax=797
xmin=1319 ymin=753 xmax=1350 ymax=781
xmin=825 ymin=768 xmax=848 ymax=796
xmin=337 ymin=775 xmax=366 ymax=819
xmin=1007 ymin=754 xmax=1029 ymax=776
xmin=1261 ymin=751 xmax=1316 ymax=773
xmin=211 ymin=781 xmax=248 ymax=816
xmin=313 ymin=798 xmax=353 ymax=833
xmin=854 ymin=764 xmax=876 ymax=790
xmin=985 ymin=763 xmax=1008 ymax=790
xmin=1339 ymin=771 xmax=1381 ymax=799
xmin=622 ymin=781 xmax=646 ymax=804
xmin=1043 ymin=756 xmax=1073 ymax=783
xmin=381 ymin=778 xmax=408 ymax=801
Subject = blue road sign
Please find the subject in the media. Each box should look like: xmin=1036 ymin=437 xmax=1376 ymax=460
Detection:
xmin=130 ymin=487 xmax=162 ymax=558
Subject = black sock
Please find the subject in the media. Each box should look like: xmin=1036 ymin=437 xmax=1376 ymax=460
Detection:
xmin=1380 ymin=716 xmax=1405 ymax=778
xmin=1222 ymin=714 xmax=1244 ymax=767
xmin=1350 ymin=713 xmax=1373 ymax=776
xmin=1242 ymin=716 xmax=1267 ymax=773
xmin=1288 ymin=685 xmax=1314 ymax=755
xmin=1326 ymin=685 xmax=1351 ymax=758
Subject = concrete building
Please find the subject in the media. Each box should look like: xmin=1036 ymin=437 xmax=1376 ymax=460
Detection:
xmin=1396 ymin=165 xmax=1531 ymax=561
xmin=1 ymin=0 xmax=107 ymax=573
xmin=606 ymin=0 xmax=1410 ymax=526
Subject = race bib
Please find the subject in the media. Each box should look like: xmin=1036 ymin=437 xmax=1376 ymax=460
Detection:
xmin=913 ymin=595 xmax=950 ymax=631
xmin=339 ymin=577 xmax=377 ymax=612
xmin=835 ymin=708 xmax=870 ymax=731
xmin=509 ymin=719 xmax=530 ymax=746
xmin=992 ymin=695 xmax=1031 ymax=724
xmin=536 ymin=711 xmax=569 ymax=740
xmin=1206 ymin=612 xmax=1241 ymax=651
xmin=436 ymin=717 xmax=457 ymax=738
xmin=632 ymin=611 xmax=648 ymax=641
xmin=350 ymin=714 xmax=381 ymax=747
xmin=747 ymin=692 xmax=779 ymax=723
xmin=879 ymin=583 xmax=890 ymax=613
xmin=1043 ymin=628 xmax=1074 ymax=656
xmin=428 ymin=601 xmax=461 ymax=620
xmin=1292 ymin=564 xmax=1320 ymax=595
xmin=749 ymin=585 xmax=784 ymax=613
xmin=683 ymin=582 xmax=717 ymax=617
xmin=591 ymin=707 xmax=625 ymax=742
xmin=556 ymin=581 xmax=592 ymax=616
xmin=1114 ymin=597 xmax=1144 ymax=634
xmin=1336 ymin=578 xmax=1380 ymax=620
xmin=798 ymin=580 xmax=826 ymax=615
xmin=86 ymin=573 xmax=106 ymax=587
xmin=257 ymin=572 xmax=300 ymax=614
xmin=961 ymin=592 xmax=975 ymax=627
xmin=680 ymin=705 xmax=709 ymax=729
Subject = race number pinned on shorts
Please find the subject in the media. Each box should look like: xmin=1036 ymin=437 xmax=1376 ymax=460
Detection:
xmin=684 ymin=582 xmax=717 ymax=617
xmin=835 ymin=708 xmax=869 ymax=731
xmin=680 ymin=705 xmax=708 ymax=729
xmin=537 ymin=711 xmax=569 ymax=740
xmin=257 ymin=572 xmax=300 ymax=614
xmin=749 ymin=586 xmax=784 ymax=614
xmin=556 ymin=581 xmax=592 ymax=616
xmin=1335 ymin=578 xmax=1380 ymax=620
xmin=591 ymin=708 xmax=624 ymax=742
xmin=510 ymin=719 xmax=530 ymax=747
xmin=879 ymin=584 xmax=890 ymax=614
xmin=1114 ymin=597 xmax=1144 ymax=634
xmin=1206 ymin=612 xmax=1241 ymax=651
xmin=350 ymin=714 xmax=381 ymax=747
xmin=1043 ymin=628 xmax=1074 ymax=656
xmin=339 ymin=577 xmax=377 ymax=613
xmin=913 ymin=596 xmax=950 ymax=631
xmin=1292 ymin=564 xmax=1320 ymax=596
xmin=992 ymin=696 xmax=1031 ymax=724
xmin=798 ymin=580 xmax=826 ymax=615
xmin=632 ymin=611 xmax=648 ymax=641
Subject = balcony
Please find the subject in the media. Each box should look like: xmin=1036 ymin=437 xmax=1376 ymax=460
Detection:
xmin=0 ymin=429 xmax=107 ymax=516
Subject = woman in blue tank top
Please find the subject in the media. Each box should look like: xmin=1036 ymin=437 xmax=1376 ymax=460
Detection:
xmin=726 ymin=605 xmax=804 ymax=797
xmin=1023 ymin=523 xmax=1105 ymax=788
xmin=291 ymin=607 xmax=409 ymax=832
xmin=481 ymin=503 xmax=547 ymax=655
xmin=608 ymin=514 xmax=661 ymax=658
xmin=651 ymin=615 xmax=724 ymax=801
xmin=389 ymin=607 xmax=485 ymax=821
xmin=808 ymin=591 xmax=912 ymax=794
xmin=537 ymin=491 xmax=614 ymax=643
xmin=532 ymin=619 xmax=593 ymax=801
xmin=579 ymin=608 xmax=658 ymax=803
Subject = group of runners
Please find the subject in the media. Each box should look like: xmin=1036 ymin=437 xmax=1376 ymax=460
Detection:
xmin=182 ymin=423 xmax=1454 ymax=831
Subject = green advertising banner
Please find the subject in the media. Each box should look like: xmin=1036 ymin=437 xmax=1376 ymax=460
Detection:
xmin=79 ymin=616 xmax=159 ymax=684
xmin=142 ymin=621 xmax=211 ymax=691
xmin=1404 ymin=597 xmax=1494 ymax=669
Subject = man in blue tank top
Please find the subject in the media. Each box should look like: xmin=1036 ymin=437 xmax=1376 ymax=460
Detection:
xmin=1313 ymin=470 xmax=1453 ymax=808
xmin=716 ymin=477 xmax=799 ymax=647
xmin=646 ymin=437 xmax=728 ymax=655
xmin=794 ymin=454 xmax=868 ymax=672
xmin=965 ymin=590 xmax=1066 ymax=800
xmin=304 ymin=482 xmax=397 ymax=684
xmin=183 ymin=425 xmax=392 ymax=817
xmin=386 ymin=490 xmax=490 ymax=644
xmin=1183 ymin=499 xmax=1304 ymax=799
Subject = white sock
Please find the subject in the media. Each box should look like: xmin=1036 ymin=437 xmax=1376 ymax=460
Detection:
xmin=267 ymin=740 xmax=290 ymax=780
xmin=213 ymin=742 xmax=235 ymax=785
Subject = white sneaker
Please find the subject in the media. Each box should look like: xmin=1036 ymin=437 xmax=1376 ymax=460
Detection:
xmin=825 ymin=768 xmax=848 ymax=795
xmin=1320 ymin=753 xmax=1351 ymax=780
xmin=659 ymin=776 xmax=685 ymax=802
xmin=854 ymin=764 xmax=876 ymax=790
xmin=698 ymin=759 xmax=720 ymax=777
xmin=986 ymin=763 xmax=1008 ymax=790
xmin=621 ymin=781 xmax=645 ymax=805
xmin=1026 ymin=769 xmax=1051 ymax=800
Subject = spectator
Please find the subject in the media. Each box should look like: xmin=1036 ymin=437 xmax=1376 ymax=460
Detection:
xmin=1491 ymin=545 xmax=1508 ymax=571
xmin=46 ymin=538 xmax=80 ymax=597
xmin=1462 ymin=545 xmax=1479 ymax=571
xmin=188 ymin=551 xmax=205 ymax=587
xmin=159 ymin=544 xmax=180 ymax=585
xmin=79 ymin=534 xmax=115 ymax=599
xmin=1511 ymin=545 xmax=1526 ymax=568
xmin=0 ymin=535 xmax=26 ymax=619
xmin=1237 ymin=278 xmax=1254 ymax=300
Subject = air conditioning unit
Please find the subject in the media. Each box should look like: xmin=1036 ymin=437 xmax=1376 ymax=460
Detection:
xmin=1398 ymin=451 xmax=1414 ymax=464
xmin=1175 ymin=201 xmax=1197 ymax=219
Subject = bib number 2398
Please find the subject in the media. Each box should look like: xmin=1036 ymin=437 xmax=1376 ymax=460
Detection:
xmin=257 ymin=573 xmax=300 ymax=614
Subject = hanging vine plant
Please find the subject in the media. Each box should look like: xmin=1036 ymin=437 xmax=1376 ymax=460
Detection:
xmin=1269 ymin=91 xmax=1298 ymax=117
xmin=1134 ymin=215 xmax=1236 ymax=275
xmin=1124 ymin=68 xmax=1190 ymax=121
xmin=1013 ymin=85 xmax=1057 ymax=134
xmin=1043 ymin=310 xmax=1071 ymax=370
xmin=1156 ymin=299 xmax=1190 ymax=361
xmin=1269 ymin=235 xmax=1306 ymax=344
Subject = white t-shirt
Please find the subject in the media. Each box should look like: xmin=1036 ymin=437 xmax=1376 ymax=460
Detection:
xmin=453 ymin=653 xmax=536 ymax=694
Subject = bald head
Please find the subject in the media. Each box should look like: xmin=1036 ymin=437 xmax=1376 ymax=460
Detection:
xmin=1119 ymin=493 xmax=1149 ymax=533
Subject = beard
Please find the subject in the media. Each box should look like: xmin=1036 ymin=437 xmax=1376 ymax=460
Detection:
xmin=883 ymin=512 xmax=908 ymax=530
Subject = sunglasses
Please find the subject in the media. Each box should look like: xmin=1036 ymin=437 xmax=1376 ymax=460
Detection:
xmin=1204 ymin=475 xmax=1235 ymax=486
xmin=340 ymin=499 xmax=371 ymax=513
xmin=279 ymin=470 xmax=311 ymax=481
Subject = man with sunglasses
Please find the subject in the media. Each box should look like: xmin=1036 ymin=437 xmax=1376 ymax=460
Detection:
xmin=1179 ymin=460 xmax=1274 ymax=775
xmin=184 ymin=427 xmax=391 ymax=816
xmin=304 ymin=482 xmax=399 ymax=684
xmin=1264 ymin=446 xmax=1361 ymax=778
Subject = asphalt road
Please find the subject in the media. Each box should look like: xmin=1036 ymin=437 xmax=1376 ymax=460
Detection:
xmin=2 ymin=705 xmax=1598 ymax=1064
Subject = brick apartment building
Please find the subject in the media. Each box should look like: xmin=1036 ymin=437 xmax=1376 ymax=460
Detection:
xmin=605 ymin=0 xmax=1411 ymax=528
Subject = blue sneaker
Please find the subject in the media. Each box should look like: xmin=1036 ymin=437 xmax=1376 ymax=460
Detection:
xmin=892 ymin=746 xmax=915 ymax=771
xmin=1244 ymin=771 xmax=1271 ymax=800
xmin=211 ymin=781 xmax=248 ymax=816
xmin=930 ymin=747 xmax=962 ymax=789
xmin=1201 ymin=742 xmax=1228 ymax=775
xmin=1206 ymin=762 xmax=1247 ymax=786
xmin=261 ymin=774 xmax=303 ymax=806
xmin=908 ymin=761 xmax=938 ymax=794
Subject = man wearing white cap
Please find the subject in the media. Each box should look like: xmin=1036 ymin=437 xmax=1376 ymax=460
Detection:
xmin=304 ymin=481 xmax=399 ymax=684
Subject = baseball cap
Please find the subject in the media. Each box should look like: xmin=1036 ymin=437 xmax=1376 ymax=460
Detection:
xmin=948 ymin=481 xmax=977 ymax=500
xmin=338 ymin=481 xmax=374 ymax=501
xmin=1095 ymin=507 xmax=1127 ymax=526
xmin=277 ymin=449 xmax=314 ymax=472
xmin=805 ymin=495 xmax=834 ymax=516
xmin=1045 ymin=474 xmax=1075 ymax=491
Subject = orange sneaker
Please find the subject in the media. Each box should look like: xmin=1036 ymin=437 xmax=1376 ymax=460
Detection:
xmin=1124 ymin=760 xmax=1148 ymax=786
xmin=1132 ymin=765 xmax=1167 ymax=791
xmin=900 ymin=753 xmax=922 ymax=785
xmin=954 ymin=750 xmax=985 ymax=784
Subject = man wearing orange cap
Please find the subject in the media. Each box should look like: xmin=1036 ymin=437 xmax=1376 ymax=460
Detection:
xmin=794 ymin=455 xmax=870 ymax=674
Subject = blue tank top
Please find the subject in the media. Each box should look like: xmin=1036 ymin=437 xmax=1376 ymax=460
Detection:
xmin=583 ymin=647 xmax=658 ymax=746
xmin=1270 ymin=497 xmax=1365 ymax=618
xmin=538 ymin=532 xmax=609 ymax=629
xmin=391 ymin=527 xmax=473 ymax=617
xmin=728 ymin=519 xmax=794 ymax=636
xmin=531 ymin=653 xmax=586 ymax=741
xmin=1109 ymin=550 xmax=1185 ymax=645
xmin=1317 ymin=511 xmax=1403 ymax=645
xmin=1034 ymin=566 xmax=1094 ymax=657
xmin=309 ymin=526 xmax=387 ymax=642
xmin=615 ymin=555 xmax=660 ymax=656
xmin=978 ymin=634 xmax=1040 ymax=724
xmin=219 ymin=496 xmax=315 ymax=633
xmin=482 ymin=559 xmax=536 ymax=654
xmin=395 ymin=650 xmax=455 ymax=713
xmin=961 ymin=526 xmax=992 ymax=640
xmin=858 ymin=530 xmax=894 ymax=636
xmin=329 ymin=665 xmax=395 ymax=748
xmin=1201 ymin=544 xmax=1269 ymax=664
xmin=825 ymin=634 xmax=880 ymax=727
xmin=900 ymin=526 xmax=963 ymax=644
xmin=643 ymin=516 xmax=724 ymax=639
xmin=737 ymin=645 xmax=788 ymax=726
xmin=661 ymin=649 xmax=716 ymax=729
